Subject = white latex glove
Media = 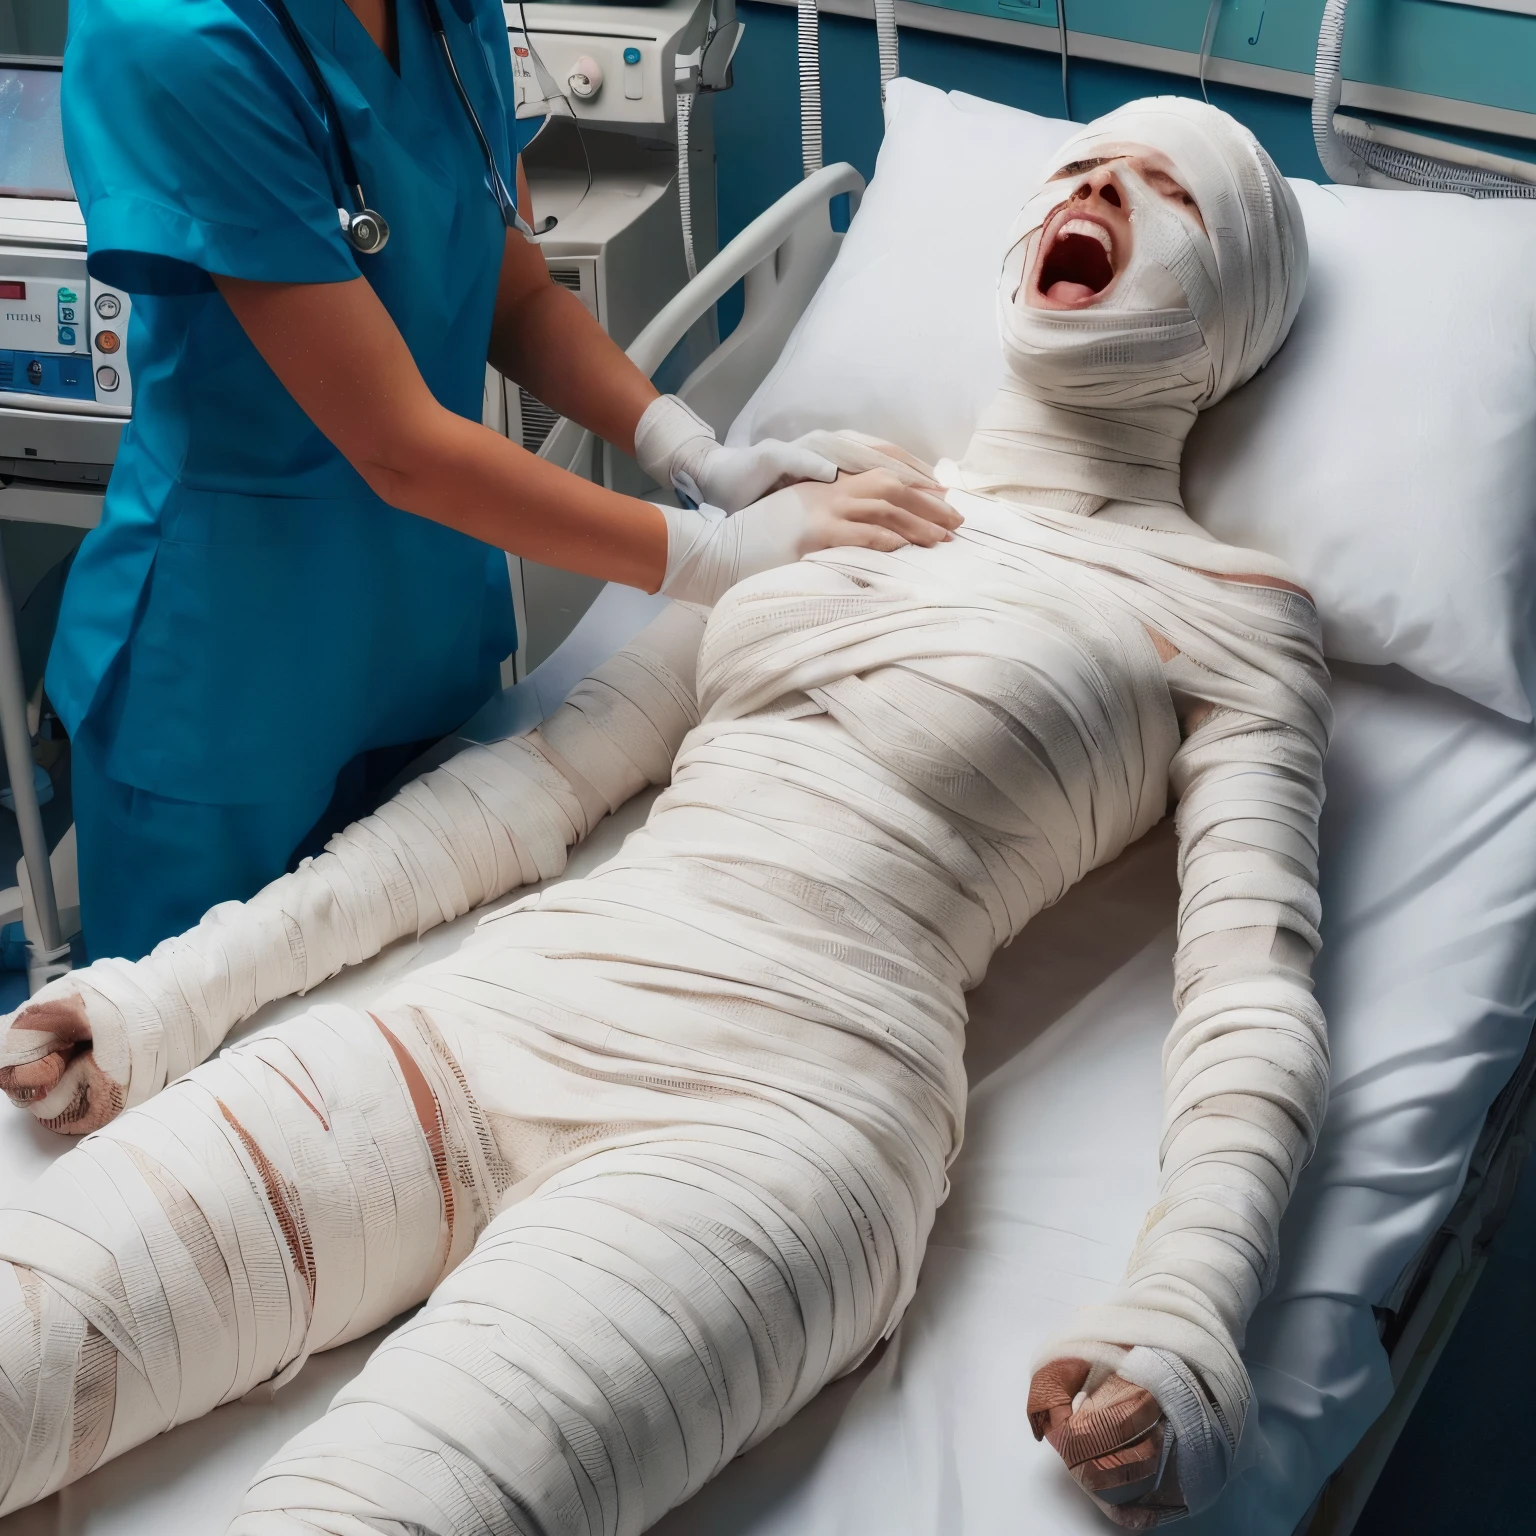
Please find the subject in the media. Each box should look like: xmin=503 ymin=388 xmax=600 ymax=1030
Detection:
xmin=658 ymin=470 xmax=961 ymax=607
xmin=634 ymin=393 xmax=838 ymax=512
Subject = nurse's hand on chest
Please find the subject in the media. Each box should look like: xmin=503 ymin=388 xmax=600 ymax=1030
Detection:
xmin=213 ymin=231 xmax=956 ymax=596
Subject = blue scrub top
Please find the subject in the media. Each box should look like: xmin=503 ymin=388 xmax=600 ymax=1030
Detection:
xmin=51 ymin=0 xmax=535 ymax=805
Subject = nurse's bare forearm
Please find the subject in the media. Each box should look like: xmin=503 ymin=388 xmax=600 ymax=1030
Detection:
xmin=213 ymin=272 xmax=669 ymax=590
xmin=490 ymin=283 xmax=656 ymax=453
xmin=373 ymin=410 xmax=669 ymax=589
xmin=488 ymin=227 xmax=656 ymax=454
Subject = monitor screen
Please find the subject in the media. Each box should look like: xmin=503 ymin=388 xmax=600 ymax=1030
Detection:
xmin=0 ymin=66 xmax=71 ymax=200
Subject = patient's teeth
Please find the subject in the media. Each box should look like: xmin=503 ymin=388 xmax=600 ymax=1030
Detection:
xmin=1058 ymin=219 xmax=1113 ymax=255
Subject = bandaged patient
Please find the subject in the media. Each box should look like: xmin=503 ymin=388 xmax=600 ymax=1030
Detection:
xmin=0 ymin=99 xmax=1327 ymax=1530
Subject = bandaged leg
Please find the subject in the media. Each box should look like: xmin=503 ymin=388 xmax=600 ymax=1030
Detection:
xmin=0 ymin=603 xmax=706 ymax=1135
xmin=0 ymin=1005 xmax=509 ymax=1516
xmin=233 ymin=1130 xmax=903 ymax=1535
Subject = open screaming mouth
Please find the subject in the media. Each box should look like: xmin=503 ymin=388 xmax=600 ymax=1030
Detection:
xmin=1038 ymin=218 xmax=1115 ymax=304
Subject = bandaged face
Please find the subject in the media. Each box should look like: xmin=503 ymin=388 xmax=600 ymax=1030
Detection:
xmin=1021 ymin=146 xmax=1207 ymax=313
xmin=997 ymin=98 xmax=1307 ymax=418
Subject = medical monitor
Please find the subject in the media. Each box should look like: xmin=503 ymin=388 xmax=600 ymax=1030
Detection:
xmin=0 ymin=62 xmax=70 ymax=201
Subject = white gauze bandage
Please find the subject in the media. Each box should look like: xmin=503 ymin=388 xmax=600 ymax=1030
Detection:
xmin=0 ymin=100 xmax=1324 ymax=1535
xmin=0 ymin=605 xmax=706 ymax=1133
xmin=223 ymin=468 xmax=1327 ymax=1534
xmin=958 ymin=96 xmax=1305 ymax=513
xmin=0 ymin=1004 xmax=510 ymax=1517
xmin=968 ymin=99 xmax=1320 ymax=1519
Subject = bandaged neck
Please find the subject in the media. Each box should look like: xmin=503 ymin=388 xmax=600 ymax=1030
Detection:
xmin=956 ymin=98 xmax=1305 ymax=519
xmin=958 ymin=165 xmax=1216 ymax=513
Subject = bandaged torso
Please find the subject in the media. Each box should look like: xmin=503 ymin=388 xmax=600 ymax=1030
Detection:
xmin=0 ymin=93 xmax=1331 ymax=1531
xmin=374 ymin=481 xmax=1326 ymax=1354
xmin=0 ymin=463 xmax=1329 ymax=1522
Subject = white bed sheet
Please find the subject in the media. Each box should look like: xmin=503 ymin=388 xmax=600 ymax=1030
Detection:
xmin=4 ymin=639 xmax=1536 ymax=1536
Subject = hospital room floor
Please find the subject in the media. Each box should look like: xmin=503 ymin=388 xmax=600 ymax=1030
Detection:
xmin=1355 ymin=1141 xmax=1536 ymax=1535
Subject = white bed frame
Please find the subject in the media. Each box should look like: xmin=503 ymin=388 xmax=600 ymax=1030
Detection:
xmin=1298 ymin=1034 xmax=1536 ymax=1534
xmin=532 ymin=163 xmax=1536 ymax=1536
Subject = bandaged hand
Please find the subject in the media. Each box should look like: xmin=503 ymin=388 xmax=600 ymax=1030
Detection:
xmin=658 ymin=470 xmax=961 ymax=607
xmin=0 ymin=987 xmax=120 ymax=1134
xmin=1028 ymin=1358 xmax=1184 ymax=1527
xmin=634 ymin=393 xmax=838 ymax=512
xmin=0 ymin=606 xmax=711 ymax=1139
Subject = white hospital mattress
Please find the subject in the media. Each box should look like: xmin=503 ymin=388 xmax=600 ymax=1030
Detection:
xmin=4 ymin=655 xmax=1536 ymax=1536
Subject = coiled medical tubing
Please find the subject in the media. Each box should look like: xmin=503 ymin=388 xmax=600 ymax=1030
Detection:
xmin=797 ymin=0 xmax=900 ymax=179
xmin=1312 ymin=0 xmax=1536 ymax=198
xmin=676 ymin=0 xmax=746 ymax=277
xmin=677 ymin=88 xmax=699 ymax=275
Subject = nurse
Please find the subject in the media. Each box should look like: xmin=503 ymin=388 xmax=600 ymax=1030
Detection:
xmin=52 ymin=0 xmax=955 ymax=962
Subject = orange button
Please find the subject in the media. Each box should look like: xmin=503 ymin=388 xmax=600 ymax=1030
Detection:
xmin=95 ymin=329 xmax=120 ymax=354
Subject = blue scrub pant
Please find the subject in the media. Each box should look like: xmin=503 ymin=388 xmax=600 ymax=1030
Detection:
xmin=71 ymin=722 xmax=432 ymax=963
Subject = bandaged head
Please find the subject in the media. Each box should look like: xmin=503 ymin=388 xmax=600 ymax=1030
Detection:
xmin=958 ymin=97 xmax=1307 ymax=510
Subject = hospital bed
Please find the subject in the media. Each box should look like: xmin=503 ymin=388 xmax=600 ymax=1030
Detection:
xmin=6 ymin=151 xmax=1536 ymax=1536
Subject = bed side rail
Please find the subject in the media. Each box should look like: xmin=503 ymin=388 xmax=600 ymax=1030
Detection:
xmin=537 ymin=161 xmax=866 ymax=475
xmin=1298 ymin=1021 xmax=1536 ymax=1535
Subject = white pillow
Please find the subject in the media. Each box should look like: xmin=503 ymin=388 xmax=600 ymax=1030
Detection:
xmin=1188 ymin=180 xmax=1536 ymax=720
xmin=730 ymin=79 xmax=1536 ymax=722
xmin=729 ymin=81 xmax=1075 ymax=466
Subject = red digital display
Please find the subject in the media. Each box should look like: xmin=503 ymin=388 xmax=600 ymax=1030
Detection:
xmin=0 ymin=282 xmax=24 ymax=301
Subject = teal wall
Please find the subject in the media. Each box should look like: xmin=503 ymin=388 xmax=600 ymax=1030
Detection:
xmin=915 ymin=0 xmax=1536 ymax=122
xmin=0 ymin=0 xmax=66 ymax=56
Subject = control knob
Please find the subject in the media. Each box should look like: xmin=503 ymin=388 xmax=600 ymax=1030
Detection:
xmin=568 ymin=55 xmax=603 ymax=100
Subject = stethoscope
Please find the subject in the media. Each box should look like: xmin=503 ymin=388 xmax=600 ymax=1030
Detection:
xmin=262 ymin=0 xmax=530 ymax=255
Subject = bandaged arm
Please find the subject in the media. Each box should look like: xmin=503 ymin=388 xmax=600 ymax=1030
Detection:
xmin=0 ymin=603 xmax=707 ymax=1132
xmin=1040 ymin=698 xmax=1329 ymax=1486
